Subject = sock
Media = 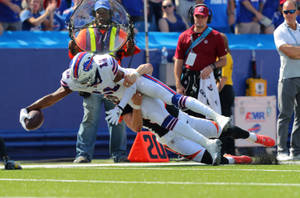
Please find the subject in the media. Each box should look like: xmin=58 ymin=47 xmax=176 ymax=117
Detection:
xmin=247 ymin=132 xmax=257 ymax=142
xmin=222 ymin=126 xmax=250 ymax=139
xmin=185 ymin=97 xmax=218 ymax=120
xmin=201 ymin=151 xmax=213 ymax=164
xmin=224 ymin=156 xmax=235 ymax=164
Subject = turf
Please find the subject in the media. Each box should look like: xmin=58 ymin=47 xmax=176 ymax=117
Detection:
xmin=0 ymin=161 xmax=300 ymax=198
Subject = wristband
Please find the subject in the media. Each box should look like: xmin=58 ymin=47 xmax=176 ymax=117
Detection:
xmin=131 ymin=104 xmax=141 ymax=109
xmin=210 ymin=63 xmax=217 ymax=70
xmin=117 ymin=105 xmax=124 ymax=112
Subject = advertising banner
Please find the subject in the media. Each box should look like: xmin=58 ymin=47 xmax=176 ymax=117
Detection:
xmin=234 ymin=96 xmax=276 ymax=147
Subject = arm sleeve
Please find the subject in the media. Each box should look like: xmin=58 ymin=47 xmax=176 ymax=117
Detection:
xmin=118 ymin=83 xmax=137 ymax=109
xmin=20 ymin=10 xmax=32 ymax=22
xmin=216 ymin=33 xmax=227 ymax=58
xmin=274 ymin=29 xmax=287 ymax=49
xmin=60 ymin=70 xmax=70 ymax=89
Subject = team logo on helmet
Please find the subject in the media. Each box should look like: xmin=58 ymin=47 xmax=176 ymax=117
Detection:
xmin=69 ymin=52 xmax=97 ymax=86
xmin=82 ymin=56 xmax=94 ymax=72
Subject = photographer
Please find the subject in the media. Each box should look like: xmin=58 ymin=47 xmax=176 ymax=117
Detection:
xmin=70 ymin=0 xmax=140 ymax=163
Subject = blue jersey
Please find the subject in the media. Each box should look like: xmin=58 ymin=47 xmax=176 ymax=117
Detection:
xmin=40 ymin=10 xmax=66 ymax=31
xmin=0 ymin=0 xmax=22 ymax=23
xmin=20 ymin=10 xmax=43 ymax=30
xmin=204 ymin=0 xmax=229 ymax=29
xmin=262 ymin=0 xmax=279 ymax=19
xmin=122 ymin=0 xmax=143 ymax=17
xmin=236 ymin=0 xmax=263 ymax=23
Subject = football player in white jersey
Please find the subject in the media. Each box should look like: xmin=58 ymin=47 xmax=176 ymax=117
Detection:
xmin=120 ymin=92 xmax=275 ymax=164
xmin=20 ymin=51 xmax=232 ymax=165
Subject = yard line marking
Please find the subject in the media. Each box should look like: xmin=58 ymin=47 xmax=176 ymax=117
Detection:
xmin=1 ymin=162 xmax=299 ymax=173
xmin=0 ymin=178 xmax=300 ymax=187
xmin=1 ymin=162 xmax=300 ymax=173
xmin=90 ymin=167 xmax=300 ymax=173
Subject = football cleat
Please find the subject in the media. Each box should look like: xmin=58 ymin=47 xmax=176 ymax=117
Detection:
xmin=224 ymin=154 xmax=252 ymax=164
xmin=255 ymin=134 xmax=275 ymax=147
xmin=4 ymin=160 xmax=22 ymax=170
xmin=206 ymin=139 xmax=222 ymax=166
xmin=215 ymin=114 xmax=231 ymax=133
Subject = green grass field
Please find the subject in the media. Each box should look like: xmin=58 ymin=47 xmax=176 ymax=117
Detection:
xmin=1 ymin=161 xmax=300 ymax=198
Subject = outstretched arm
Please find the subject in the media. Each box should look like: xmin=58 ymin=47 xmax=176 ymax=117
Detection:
xmin=25 ymin=86 xmax=72 ymax=111
xmin=20 ymin=86 xmax=72 ymax=130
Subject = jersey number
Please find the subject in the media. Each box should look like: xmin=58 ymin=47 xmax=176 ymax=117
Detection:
xmin=143 ymin=134 xmax=168 ymax=159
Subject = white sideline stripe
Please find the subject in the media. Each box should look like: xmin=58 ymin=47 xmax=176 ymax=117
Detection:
xmin=1 ymin=162 xmax=300 ymax=173
xmin=0 ymin=178 xmax=300 ymax=187
xmin=1 ymin=162 xmax=202 ymax=169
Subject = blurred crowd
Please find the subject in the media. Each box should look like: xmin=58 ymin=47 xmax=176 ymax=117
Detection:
xmin=0 ymin=0 xmax=300 ymax=35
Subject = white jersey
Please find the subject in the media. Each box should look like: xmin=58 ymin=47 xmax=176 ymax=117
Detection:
xmin=61 ymin=53 xmax=184 ymax=110
xmin=140 ymin=96 xmax=220 ymax=138
xmin=61 ymin=54 xmax=135 ymax=106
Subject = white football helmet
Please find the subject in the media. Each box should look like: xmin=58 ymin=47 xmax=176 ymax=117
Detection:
xmin=69 ymin=52 xmax=98 ymax=86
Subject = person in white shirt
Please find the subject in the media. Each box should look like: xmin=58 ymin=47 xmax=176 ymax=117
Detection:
xmin=273 ymin=0 xmax=300 ymax=161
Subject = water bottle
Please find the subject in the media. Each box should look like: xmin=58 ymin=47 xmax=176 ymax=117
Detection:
xmin=159 ymin=47 xmax=168 ymax=82
xmin=161 ymin=47 xmax=168 ymax=65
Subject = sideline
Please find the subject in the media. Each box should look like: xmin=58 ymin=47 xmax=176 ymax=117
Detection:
xmin=1 ymin=162 xmax=300 ymax=172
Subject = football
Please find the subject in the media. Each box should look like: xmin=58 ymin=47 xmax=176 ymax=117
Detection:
xmin=25 ymin=110 xmax=44 ymax=130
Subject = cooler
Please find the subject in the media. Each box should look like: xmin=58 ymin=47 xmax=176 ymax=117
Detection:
xmin=246 ymin=78 xmax=267 ymax=96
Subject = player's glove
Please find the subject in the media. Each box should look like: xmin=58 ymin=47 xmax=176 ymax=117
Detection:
xmin=105 ymin=105 xmax=124 ymax=125
xmin=19 ymin=108 xmax=29 ymax=131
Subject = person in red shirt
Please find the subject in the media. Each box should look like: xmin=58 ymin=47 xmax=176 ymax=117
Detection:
xmin=174 ymin=3 xmax=227 ymax=117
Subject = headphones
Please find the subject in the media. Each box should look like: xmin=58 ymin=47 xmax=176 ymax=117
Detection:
xmin=188 ymin=4 xmax=212 ymax=24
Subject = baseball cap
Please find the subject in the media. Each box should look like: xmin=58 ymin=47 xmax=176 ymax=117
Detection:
xmin=193 ymin=5 xmax=209 ymax=17
xmin=280 ymin=0 xmax=286 ymax=5
xmin=43 ymin=0 xmax=61 ymax=10
xmin=94 ymin=0 xmax=110 ymax=11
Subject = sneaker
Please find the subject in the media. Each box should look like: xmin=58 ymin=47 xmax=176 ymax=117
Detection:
xmin=276 ymin=153 xmax=291 ymax=161
xmin=224 ymin=154 xmax=252 ymax=164
xmin=73 ymin=156 xmax=91 ymax=163
xmin=206 ymin=139 xmax=222 ymax=166
xmin=4 ymin=160 xmax=22 ymax=170
xmin=255 ymin=134 xmax=275 ymax=147
xmin=291 ymin=154 xmax=300 ymax=161
xmin=112 ymin=155 xmax=129 ymax=163
xmin=215 ymin=115 xmax=231 ymax=133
